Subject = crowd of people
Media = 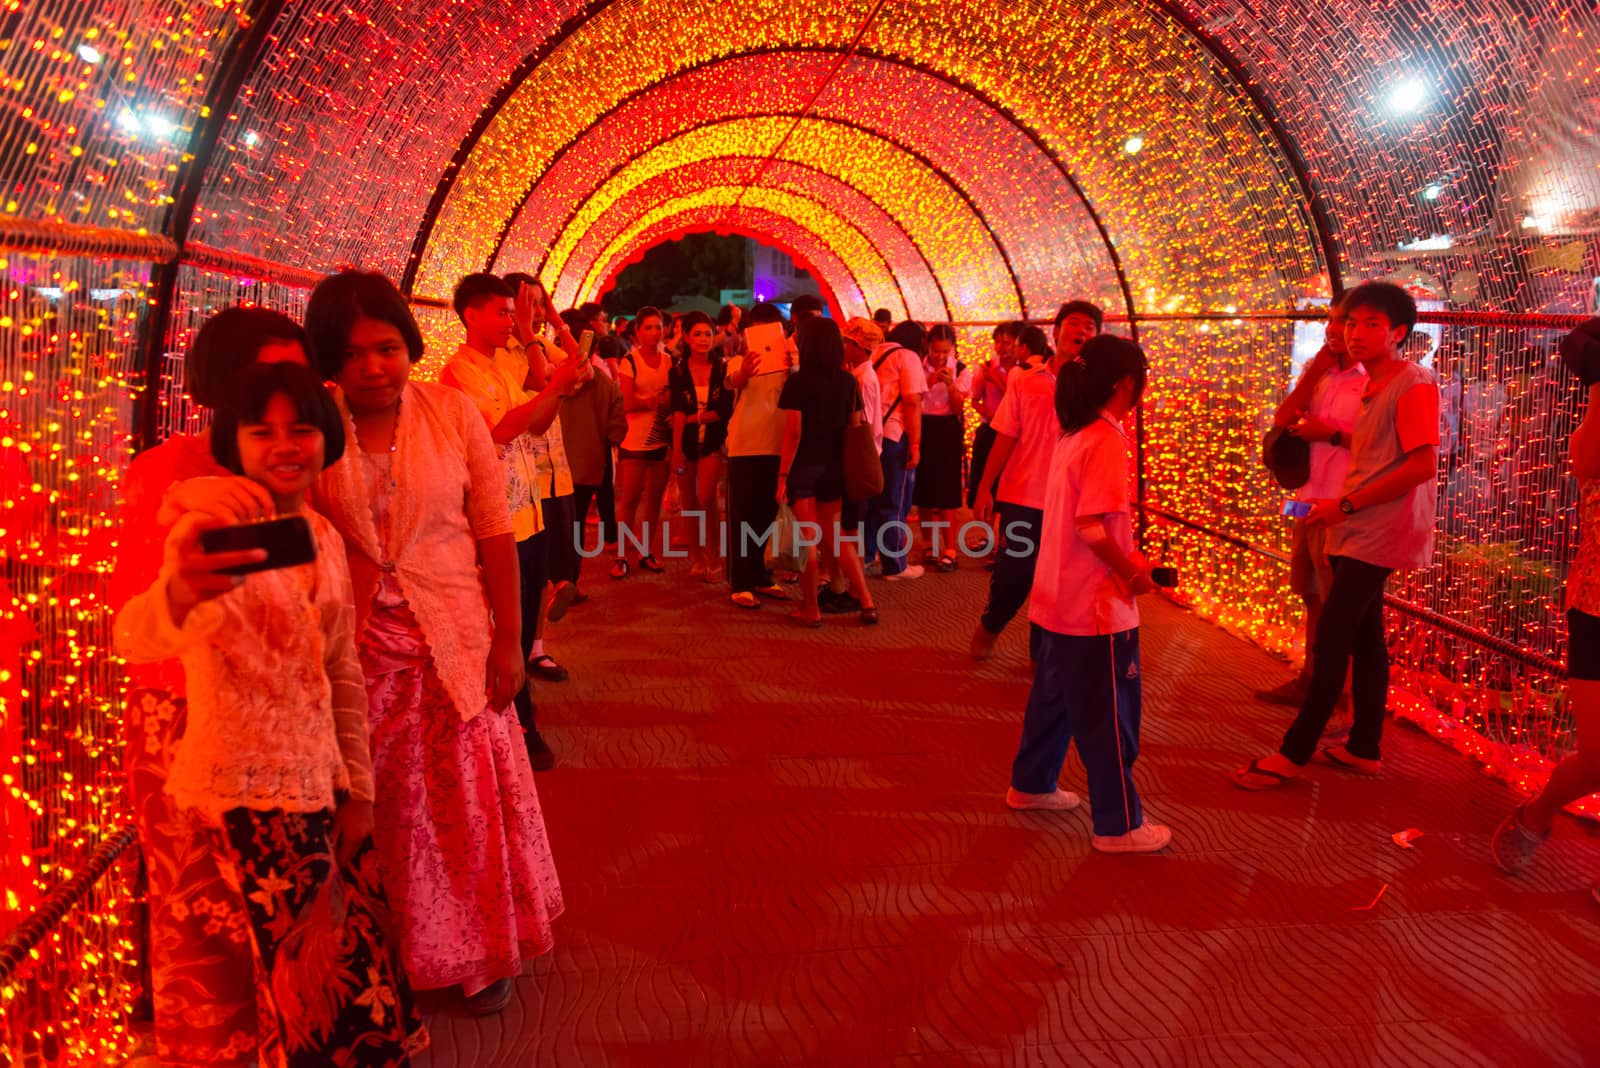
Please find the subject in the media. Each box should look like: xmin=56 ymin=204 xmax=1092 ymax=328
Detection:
xmin=106 ymin=263 xmax=1600 ymax=1065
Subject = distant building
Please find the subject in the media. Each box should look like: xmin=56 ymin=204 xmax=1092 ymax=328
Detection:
xmin=750 ymin=240 xmax=822 ymax=306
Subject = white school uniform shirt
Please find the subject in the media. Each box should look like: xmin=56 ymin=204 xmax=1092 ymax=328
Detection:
xmin=851 ymin=360 xmax=884 ymax=455
xmin=1028 ymin=412 xmax=1139 ymax=637
xmin=921 ymin=362 xmax=972 ymax=417
xmin=872 ymin=343 xmax=927 ymax=444
xmin=989 ymin=363 xmax=1059 ymax=510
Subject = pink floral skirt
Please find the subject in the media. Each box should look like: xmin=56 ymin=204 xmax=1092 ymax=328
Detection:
xmin=359 ymin=604 xmax=563 ymax=993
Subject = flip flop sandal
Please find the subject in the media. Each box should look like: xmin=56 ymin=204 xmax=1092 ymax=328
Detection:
xmin=788 ymin=611 xmax=823 ymax=629
xmin=937 ymin=554 xmax=958 ymax=573
xmin=1230 ymin=758 xmax=1300 ymax=791
xmin=639 ymin=555 xmax=666 ymax=573
xmin=610 ymin=559 xmax=631 ymax=580
xmin=754 ymin=584 xmax=790 ymax=601
xmin=730 ymin=591 xmax=762 ymax=610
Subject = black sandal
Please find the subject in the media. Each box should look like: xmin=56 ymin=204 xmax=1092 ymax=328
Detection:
xmin=528 ymin=655 xmax=569 ymax=682
xmin=610 ymin=558 xmax=631 ymax=580
xmin=639 ymin=554 xmax=666 ymax=573
xmin=859 ymin=607 xmax=879 ymax=626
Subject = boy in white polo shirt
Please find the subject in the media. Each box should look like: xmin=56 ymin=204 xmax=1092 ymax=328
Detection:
xmin=1006 ymin=334 xmax=1172 ymax=853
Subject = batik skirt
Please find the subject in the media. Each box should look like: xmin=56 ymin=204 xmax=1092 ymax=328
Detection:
xmin=210 ymin=807 xmax=427 ymax=1068
xmin=125 ymin=687 xmax=257 ymax=1066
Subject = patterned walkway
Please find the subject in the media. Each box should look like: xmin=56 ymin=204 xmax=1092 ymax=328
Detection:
xmin=413 ymin=564 xmax=1600 ymax=1067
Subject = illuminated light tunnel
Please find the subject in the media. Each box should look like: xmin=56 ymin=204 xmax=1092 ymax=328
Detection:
xmin=1 ymin=0 xmax=1598 ymax=1059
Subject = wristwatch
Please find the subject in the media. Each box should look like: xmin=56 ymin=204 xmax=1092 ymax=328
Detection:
xmin=1329 ymin=430 xmax=1342 ymax=448
xmin=1338 ymin=497 xmax=1356 ymax=515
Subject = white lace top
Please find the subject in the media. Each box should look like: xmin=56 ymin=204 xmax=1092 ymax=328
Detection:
xmin=114 ymin=508 xmax=374 ymax=821
xmin=314 ymin=381 xmax=514 ymax=723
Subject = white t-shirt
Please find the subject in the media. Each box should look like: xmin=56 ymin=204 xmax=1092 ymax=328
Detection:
xmin=922 ymin=362 xmax=972 ymax=417
xmin=1297 ymin=359 xmax=1367 ymax=501
xmin=1028 ymin=414 xmax=1139 ymax=637
xmin=989 ymin=364 xmax=1060 ymax=510
xmin=872 ymin=344 xmax=927 ymax=444
xmin=852 ymin=360 xmax=883 ymax=455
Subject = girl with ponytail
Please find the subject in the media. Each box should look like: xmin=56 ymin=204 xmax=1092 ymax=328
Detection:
xmin=1053 ymin=335 xmax=1147 ymax=434
xmin=1005 ymin=334 xmax=1172 ymax=854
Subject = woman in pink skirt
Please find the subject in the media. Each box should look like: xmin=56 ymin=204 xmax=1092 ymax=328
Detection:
xmin=305 ymin=270 xmax=563 ymax=1015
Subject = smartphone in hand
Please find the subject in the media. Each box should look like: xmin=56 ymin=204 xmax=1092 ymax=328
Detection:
xmin=1282 ymin=500 xmax=1312 ymax=518
xmin=1150 ymin=566 xmax=1179 ymax=588
xmin=199 ymin=515 xmax=316 ymax=575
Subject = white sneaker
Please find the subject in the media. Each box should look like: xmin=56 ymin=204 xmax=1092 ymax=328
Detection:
xmin=885 ymin=564 xmax=926 ymax=581
xmin=1006 ymin=787 xmax=1082 ymax=811
xmin=1091 ymin=821 xmax=1172 ymax=853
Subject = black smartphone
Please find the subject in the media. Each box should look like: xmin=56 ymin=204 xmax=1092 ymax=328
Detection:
xmin=1150 ymin=566 xmax=1179 ymax=588
xmin=199 ymin=515 xmax=317 ymax=576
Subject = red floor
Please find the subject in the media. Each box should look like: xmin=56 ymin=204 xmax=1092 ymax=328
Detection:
xmin=413 ymin=565 xmax=1600 ymax=1067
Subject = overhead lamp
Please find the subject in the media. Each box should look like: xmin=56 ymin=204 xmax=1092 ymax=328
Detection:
xmin=242 ymin=130 xmax=261 ymax=148
xmin=142 ymin=114 xmax=178 ymax=139
xmin=76 ymin=44 xmax=103 ymax=65
xmin=1387 ymin=78 xmax=1429 ymax=115
xmin=1422 ymin=183 xmax=1443 ymax=201
xmin=1123 ymin=135 xmax=1145 ymax=155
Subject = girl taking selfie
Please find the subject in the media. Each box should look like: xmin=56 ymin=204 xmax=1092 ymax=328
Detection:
xmin=116 ymin=362 xmax=424 ymax=1065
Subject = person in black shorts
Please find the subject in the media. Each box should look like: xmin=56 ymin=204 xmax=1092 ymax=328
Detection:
xmin=776 ymin=318 xmax=877 ymax=628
